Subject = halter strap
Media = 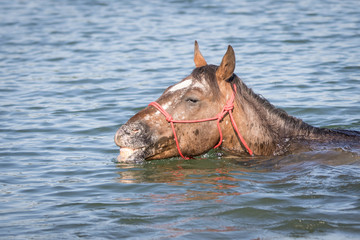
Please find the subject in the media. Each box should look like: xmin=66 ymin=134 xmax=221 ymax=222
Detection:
xmin=148 ymin=83 xmax=253 ymax=159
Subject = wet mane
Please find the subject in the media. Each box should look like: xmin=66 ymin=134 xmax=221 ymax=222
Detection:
xmin=233 ymin=75 xmax=312 ymax=133
xmin=230 ymin=75 xmax=360 ymax=140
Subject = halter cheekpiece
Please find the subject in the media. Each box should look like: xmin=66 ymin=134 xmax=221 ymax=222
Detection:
xmin=148 ymin=83 xmax=253 ymax=159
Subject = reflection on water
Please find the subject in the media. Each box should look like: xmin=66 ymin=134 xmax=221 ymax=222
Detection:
xmin=114 ymin=154 xmax=360 ymax=239
xmin=117 ymin=158 xmax=259 ymax=201
xmin=116 ymin=149 xmax=359 ymax=205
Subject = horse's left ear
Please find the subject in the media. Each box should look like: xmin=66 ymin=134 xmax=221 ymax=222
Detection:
xmin=194 ymin=40 xmax=207 ymax=68
xmin=216 ymin=45 xmax=235 ymax=82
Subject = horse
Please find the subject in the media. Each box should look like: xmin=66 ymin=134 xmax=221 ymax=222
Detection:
xmin=115 ymin=41 xmax=360 ymax=163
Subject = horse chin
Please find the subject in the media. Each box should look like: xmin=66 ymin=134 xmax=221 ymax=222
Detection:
xmin=117 ymin=147 xmax=146 ymax=163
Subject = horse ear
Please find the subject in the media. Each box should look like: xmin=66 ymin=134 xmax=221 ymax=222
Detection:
xmin=194 ymin=40 xmax=207 ymax=68
xmin=216 ymin=45 xmax=235 ymax=82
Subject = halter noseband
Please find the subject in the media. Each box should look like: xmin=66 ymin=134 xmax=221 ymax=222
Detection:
xmin=148 ymin=83 xmax=253 ymax=159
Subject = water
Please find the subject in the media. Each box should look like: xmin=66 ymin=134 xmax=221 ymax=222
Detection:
xmin=1 ymin=0 xmax=359 ymax=239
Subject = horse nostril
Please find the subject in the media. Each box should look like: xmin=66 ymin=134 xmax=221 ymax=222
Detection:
xmin=123 ymin=128 xmax=131 ymax=135
xmin=131 ymin=128 xmax=140 ymax=133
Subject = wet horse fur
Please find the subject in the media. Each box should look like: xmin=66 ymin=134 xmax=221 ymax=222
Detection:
xmin=115 ymin=41 xmax=360 ymax=162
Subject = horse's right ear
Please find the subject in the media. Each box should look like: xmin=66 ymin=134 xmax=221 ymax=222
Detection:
xmin=216 ymin=45 xmax=235 ymax=82
xmin=194 ymin=40 xmax=207 ymax=68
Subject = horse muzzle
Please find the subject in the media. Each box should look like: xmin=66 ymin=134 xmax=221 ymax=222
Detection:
xmin=114 ymin=122 xmax=153 ymax=163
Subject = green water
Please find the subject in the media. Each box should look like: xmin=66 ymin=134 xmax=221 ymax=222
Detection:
xmin=0 ymin=0 xmax=359 ymax=239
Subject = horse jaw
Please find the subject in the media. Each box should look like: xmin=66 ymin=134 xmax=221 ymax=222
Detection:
xmin=117 ymin=147 xmax=146 ymax=163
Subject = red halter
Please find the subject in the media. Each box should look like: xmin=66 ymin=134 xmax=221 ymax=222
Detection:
xmin=148 ymin=83 xmax=253 ymax=160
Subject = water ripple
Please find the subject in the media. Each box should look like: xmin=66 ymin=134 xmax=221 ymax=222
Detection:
xmin=0 ymin=0 xmax=359 ymax=239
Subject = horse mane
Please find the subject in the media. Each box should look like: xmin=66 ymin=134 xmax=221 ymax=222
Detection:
xmin=231 ymin=75 xmax=318 ymax=138
xmin=231 ymin=75 xmax=360 ymax=140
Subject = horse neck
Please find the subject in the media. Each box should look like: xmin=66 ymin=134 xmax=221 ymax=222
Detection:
xmin=226 ymin=79 xmax=317 ymax=155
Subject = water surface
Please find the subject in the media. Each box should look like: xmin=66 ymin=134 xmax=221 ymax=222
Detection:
xmin=0 ymin=0 xmax=359 ymax=239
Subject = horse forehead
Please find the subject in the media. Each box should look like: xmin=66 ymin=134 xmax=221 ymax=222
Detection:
xmin=192 ymin=79 xmax=208 ymax=91
xmin=168 ymin=79 xmax=193 ymax=92
xmin=167 ymin=77 xmax=209 ymax=93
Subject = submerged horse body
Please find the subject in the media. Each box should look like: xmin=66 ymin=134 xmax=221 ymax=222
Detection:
xmin=115 ymin=41 xmax=360 ymax=163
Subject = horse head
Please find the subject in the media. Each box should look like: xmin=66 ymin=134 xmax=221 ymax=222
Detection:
xmin=115 ymin=41 xmax=240 ymax=162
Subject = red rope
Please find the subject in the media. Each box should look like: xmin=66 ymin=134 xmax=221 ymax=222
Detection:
xmin=148 ymin=83 xmax=253 ymax=159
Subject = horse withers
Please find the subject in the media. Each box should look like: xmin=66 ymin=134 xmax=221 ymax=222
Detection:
xmin=115 ymin=41 xmax=360 ymax=163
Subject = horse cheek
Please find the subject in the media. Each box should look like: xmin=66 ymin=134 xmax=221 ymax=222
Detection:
xmin=189 ymin=124 xmax=218 ymax=154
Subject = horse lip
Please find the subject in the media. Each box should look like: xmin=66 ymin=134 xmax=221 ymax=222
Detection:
xmin=117 ymin=147 xmax=146 ymax=163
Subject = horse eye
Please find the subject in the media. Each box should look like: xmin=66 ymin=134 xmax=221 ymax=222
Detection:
xmin=186 ymin=98 xmax=199 ymax=103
